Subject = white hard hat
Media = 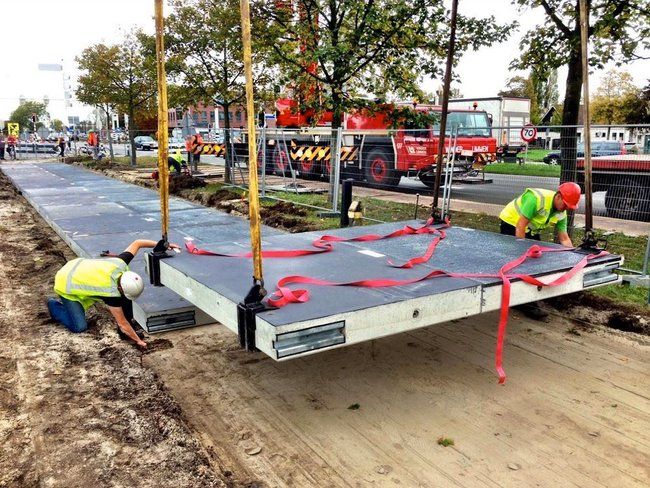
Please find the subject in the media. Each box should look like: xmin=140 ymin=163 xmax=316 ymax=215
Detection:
xmin=119 ymin=271 xmax=145 ymax=300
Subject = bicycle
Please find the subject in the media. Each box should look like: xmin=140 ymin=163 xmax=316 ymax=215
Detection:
xmin=6 ymin=145 xmax=17 ymax=160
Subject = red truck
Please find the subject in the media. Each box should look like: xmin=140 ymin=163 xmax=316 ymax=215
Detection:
xmin=264 ymin=100 xmax=497 ymax=189
xmin=577 ymin=153 xmax=650 ymax=221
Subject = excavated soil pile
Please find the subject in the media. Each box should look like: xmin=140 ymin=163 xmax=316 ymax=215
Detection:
xmin=0 ymin=172 xmax=255 ymax=487
xmin=547 ymin=292 xmax=649 ymax=336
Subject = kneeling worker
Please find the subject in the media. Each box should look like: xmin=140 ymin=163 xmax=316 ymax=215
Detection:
xmin=499 ymin=182 xmax=581 ymax=319
xmin=47 ymin=239 xmax=180 ymax=349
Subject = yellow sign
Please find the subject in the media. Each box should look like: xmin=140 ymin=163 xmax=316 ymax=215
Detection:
xmin=7 ymin=123 xmax=19 ymax=137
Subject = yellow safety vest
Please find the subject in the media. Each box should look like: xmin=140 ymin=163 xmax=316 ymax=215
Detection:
xmin=172 ymin=151 xmax=183 ymax=163
xmin=53 ymin=258 xmax=128 ymax=310
xmin=500 ymin=188 xmax=566 ymax=233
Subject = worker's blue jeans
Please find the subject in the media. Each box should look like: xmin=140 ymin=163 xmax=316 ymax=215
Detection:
xmin=47 ymin=297 xmax=88 ymax=333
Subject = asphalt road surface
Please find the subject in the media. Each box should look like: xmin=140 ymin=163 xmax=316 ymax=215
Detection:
xmin=399 ymin=173 xmax=607 ymax=217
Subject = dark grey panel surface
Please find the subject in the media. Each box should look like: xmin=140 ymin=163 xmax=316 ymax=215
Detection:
xmin=1 ymin=162 xmax=279 ymax=317
xmin=169 ymin=222 xmax=618 ymax=326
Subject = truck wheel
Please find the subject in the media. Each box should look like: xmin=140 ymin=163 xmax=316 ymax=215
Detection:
xmin=418 ymin=171 xmax=437 ymax=189
xmin=604 ymin=178 xmax=650 ymax=221
xmin=298 ymin=156 xmax=317 ymax=179
xmin=273 ymin=147 xmax=290 ymax=176
xmin=363 ymin=148 xmax=400 ymax=188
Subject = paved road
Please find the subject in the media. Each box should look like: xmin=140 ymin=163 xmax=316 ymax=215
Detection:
xmin=398 ymin=173 xmax=608 ymax=217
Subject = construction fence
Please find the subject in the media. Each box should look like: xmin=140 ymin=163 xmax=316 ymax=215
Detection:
xmin=212 ymin=124 xmax=650 ymax=224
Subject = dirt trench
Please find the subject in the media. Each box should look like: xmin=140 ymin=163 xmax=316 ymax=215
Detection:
xmin=0 ymin=172 xmax=258 ymax=488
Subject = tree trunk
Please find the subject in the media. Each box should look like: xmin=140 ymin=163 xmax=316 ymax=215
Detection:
xmin=223 ymin=103 xmax=232 ymax=184
xmin=560 ymin=49 xmax=582 ymax=184
xmin=559 ymin=45 xmax=583 ymax=238
xmin=105 ymin=106 xmax=115 ymax=163
xmin=128 ymin=107 xmax=137 ymax=167
xmin=331 ymin=87 xmax=343 ymax=130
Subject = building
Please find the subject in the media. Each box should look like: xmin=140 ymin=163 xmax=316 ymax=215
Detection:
xmin=168 ymin=102 xmax=249 ymax=131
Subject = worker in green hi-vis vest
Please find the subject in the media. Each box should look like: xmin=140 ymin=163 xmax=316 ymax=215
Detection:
xmin=499 ymin=182 xmax=582 ymax=319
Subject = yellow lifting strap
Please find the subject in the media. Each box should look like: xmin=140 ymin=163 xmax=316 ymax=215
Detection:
xmin=240 ymin=0 xmax=264 ymax=288
xmin=154 ymin=0 xmax=170 ymax=241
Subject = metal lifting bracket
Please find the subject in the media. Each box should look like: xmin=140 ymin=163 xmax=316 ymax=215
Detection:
xmin=237 ymin=282 xmax=267 ymax=352
xmin=146 ymin=239 xmax=173 ymax=287
xmin=579 ymin=230 xmax=609 ymax=254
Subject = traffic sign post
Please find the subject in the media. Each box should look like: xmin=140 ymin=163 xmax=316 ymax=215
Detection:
xmin=520 ymin=124 xmax=537 ymax=165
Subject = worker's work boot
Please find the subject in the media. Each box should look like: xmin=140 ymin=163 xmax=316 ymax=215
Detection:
xmin=514 ymin=302 xmax=549 ymax=321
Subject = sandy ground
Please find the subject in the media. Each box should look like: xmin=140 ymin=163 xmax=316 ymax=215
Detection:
xmin=0 ymin=172 xmax=256 ymax=488
xmin=2 ymin=164 xmax=650 ymax=487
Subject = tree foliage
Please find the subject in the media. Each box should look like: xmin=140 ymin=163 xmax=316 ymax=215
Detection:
xmin=9 ymin=100 xmax=48 ymax=132
xmin=512 ymin=0 xmax=650 ymax=126
xmin=512 ymin=0 xmax=650 ymax=189
xmin=76 ymin=32 xmax=157 ymax=165
xmin=257 ymin=0 xmax=514 ymax=127
xmin=166 ymin=0 xmax=272 ymax=115
xmin=591 ymin=70 xmax=645 ymax=124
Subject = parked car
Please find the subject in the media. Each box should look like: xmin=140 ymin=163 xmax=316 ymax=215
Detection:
xmin=134 ymin=135 xmax=158 ymax=151
xmin=543 ymin=141 xmax=626 ymax=165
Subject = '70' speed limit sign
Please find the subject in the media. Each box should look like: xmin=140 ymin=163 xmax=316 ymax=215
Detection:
xmin=520 ymin=124 xmax=537 ymax=143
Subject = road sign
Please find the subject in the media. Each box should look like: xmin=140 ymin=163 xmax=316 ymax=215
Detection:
xmin=7 ymin=123 xmax=19 ymax=137
xmin=520 ymin=124 xmax=537 ymax=143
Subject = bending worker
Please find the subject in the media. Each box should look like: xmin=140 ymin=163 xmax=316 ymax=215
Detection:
xmin=47 ymin=239 xmax=180 ymax=349
xmin=152 ymin=149 xmax=186 ymax=181
xmin=499 ymin=182 xmax=581 ymax=320
xmin=499 ymin=182 xmax=581 ymax=247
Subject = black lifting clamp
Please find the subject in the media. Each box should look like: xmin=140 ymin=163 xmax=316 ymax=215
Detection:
xmin=237 ymin=280 xmax=267 ymax=352
xmin=146 ymin=238 xmax=174 ymax=286
xmin=579 ymin=229 xmax=609 ymax=254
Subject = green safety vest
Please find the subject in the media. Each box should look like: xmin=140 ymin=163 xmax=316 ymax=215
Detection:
xmin=499 ymin=188 xmax=566 ymax=233
xmin=53 ymin=258 xmax=128 ymax=310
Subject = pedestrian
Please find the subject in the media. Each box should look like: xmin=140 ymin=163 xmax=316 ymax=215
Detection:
xmin=47 ymin=239 xmax=180 ymax=348
xmin=88 ymin=130 xmax=98 ymax=159
xmin=6 ymin=134 xmax=17 ymax=160
xmin=58 ymin=135 xmax=66 ymax=159
xmin=499 ymin=182 xmax=581 ymax=319
xmin=0 ymin=134 xmax=5 ymax=160
xmin=194 ymin=132 xmax=204 ymax=169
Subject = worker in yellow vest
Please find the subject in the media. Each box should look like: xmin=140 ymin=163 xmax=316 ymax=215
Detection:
xmin=47 ymin=239 xmax=180 ymax=349
xmin=499 ymin=182 xmax=581 ymax=319
xmin=499 ymin=182 xmax=581 ymax=247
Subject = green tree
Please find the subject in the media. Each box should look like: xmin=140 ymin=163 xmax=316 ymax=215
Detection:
xmin=51 ymin=119 xmax=64 ymax=132
xmin=166 ymin=0 xmax=273 ymax=182
xmin=257 ymin=0 xmax=514 ymax=128
xmin=591 ymin=70 xmax=637 ymax=128
xmin=9 ymin=100 xmax=48 ymax=132
xmin=531 ymin=67 xmax=559 ymax=117
xmin=76 ymin=32 xmax=157 ymax=166
xmin=511 ymin=0 xmax=650 ymax=183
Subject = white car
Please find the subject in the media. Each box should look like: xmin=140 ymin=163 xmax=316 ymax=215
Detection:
xmin=168 ymin=137 xmax=185 ymax=151
xmin=134 ymin=135 xmax=158 ymax=151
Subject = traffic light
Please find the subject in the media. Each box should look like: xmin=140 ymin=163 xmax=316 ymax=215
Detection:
xmin=31 ymin=114 xmax=37 ymax=124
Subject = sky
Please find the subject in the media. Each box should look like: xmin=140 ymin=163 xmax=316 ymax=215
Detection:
xmin=0 ymin=0 xmax=647 ymax=124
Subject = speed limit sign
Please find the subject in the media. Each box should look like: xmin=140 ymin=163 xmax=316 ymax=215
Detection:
xmin=520 ymin=124 xmax=537 ymax=143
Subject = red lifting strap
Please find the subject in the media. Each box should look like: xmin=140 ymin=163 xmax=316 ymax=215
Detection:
xmin=185 ymin=219 xmax=449 ymax=265
xmin=185 ymin=220 xmax=607 ymax=383
xmin=266 ymin=245 xmax=608 ymax=384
